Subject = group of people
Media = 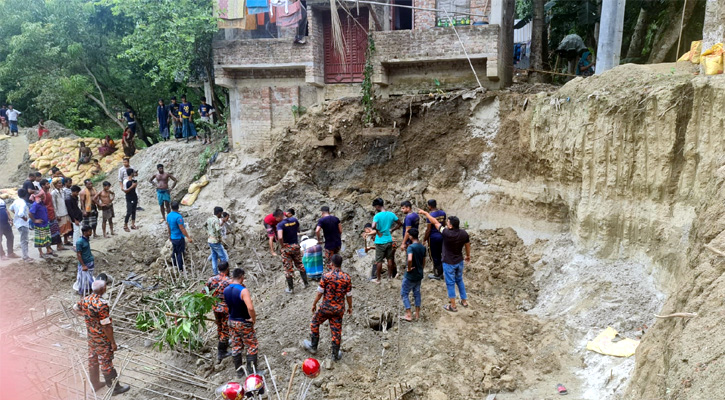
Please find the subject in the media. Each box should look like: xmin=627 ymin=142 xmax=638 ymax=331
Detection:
xmin=155 ymin=95 xmax=216 ymax=144
xmin=0 ymin=104 xmax=21 ymax=136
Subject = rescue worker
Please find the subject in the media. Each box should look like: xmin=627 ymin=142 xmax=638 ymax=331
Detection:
xmin=276 ymin=208 xmax=308 ymax=293
xmin=73 ymin=280 xmax=131 ymax=395
xmin=302 ymin=254 xmax=353 ymax=361
xmin=224 ymin=268 xmax=261 ymax=377
xmin=206 ymin=261 xmax=233 ymax=363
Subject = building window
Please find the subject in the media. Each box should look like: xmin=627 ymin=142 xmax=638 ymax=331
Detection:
xmin=436 ymin=0 xmax=470 ymax=23
xmin=392 ymin=0 xmax=413 ymax=30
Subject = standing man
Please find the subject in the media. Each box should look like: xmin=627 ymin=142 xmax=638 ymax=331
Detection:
xmin=277 ymin=208 xmax=308 ymax=293
xmin=156 ymin=99 xmax=170 ymax=141
xmin=223 ymin=268 xmax=260 ymax=377
xmin=29 ymin=192 xmax=54 ymax=258
xmin=65 ymin=185 xmax=83 ymax=250
xmin=399 ymin=200 xmax=419 ymax=250
xmin=122 ymin=169 xmax=139 ymax=232
xmin=22 ymin=173 xmax=37 ymax=202
xmin=198 ymin=97 xmax=215 ymax=145
xmin=149 ymin=164 xmax=177 ymax=223
xmin=206 ymin=206 xmax=228 ymax=275
xmin=93 ymin=182 xmax=115 ymax=238
xmin=168 ymin=96 xmax=182 ymax=141
xmin=167 ymin=201 xmax=192 ymax=271
xmin=423 ymin=199 xmax=446 ymax=280
xmin=179 ymin=95 xmax=197 ymax=142
xmin=75 ymin=225 xmax=96 ymax=296
xmin=401 ymin=228 xmax=425 ymax=321
xmin=10 ymin=189 xmax=31 ymax=262
xmin=80 ymin=179 xmax=99 ymax=237
xmin=263 ymin=209 xmax=284 ymax=256
xmin=206 ymin=261 xmax=233 ymax=363
xmin=122 ymin=106 xmax=137 ymax=135
xmin=0 ymin=199 xmax=17 ymax=260
xmin=6 ymin=104 xmax=20 ymax=136
xmin=51 ymin=178 xmax=71 ymax=250
xmin=315 ymin=206 xmax=342 ymax=269
xmin=73 ymin=280 xmax=131 ymax=395
xmin=366 ymin=198 xmax=402 ymax=283
xmin=419 ymin=210 xmax=470 ymax=312
xmin=302 ymin=254 xmax=352 ymax=362
xmin=118 ymin=157 xmax=142 ymax=212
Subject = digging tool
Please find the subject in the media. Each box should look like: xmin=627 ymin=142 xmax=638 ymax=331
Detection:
xmin=284 ymin=364 xmax=298 ymax=400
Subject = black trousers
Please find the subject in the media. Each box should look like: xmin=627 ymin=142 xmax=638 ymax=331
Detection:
xmin=0 ymin=225 xmax=13 ymax=256
xmin=125 ymin=197 xmax=137 ymax=224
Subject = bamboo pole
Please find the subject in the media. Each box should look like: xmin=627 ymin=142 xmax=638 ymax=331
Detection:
xmin=676 ymin=0 xmax=688 ymax=59
xmin=284 ymin=364 xmax=298 ymax=400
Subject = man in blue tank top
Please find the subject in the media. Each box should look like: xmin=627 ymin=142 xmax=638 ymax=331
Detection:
xmin=423 ymin=199 xmax=446 ymax=280
xmin=223 ymin=268 xmax=260 ymax=378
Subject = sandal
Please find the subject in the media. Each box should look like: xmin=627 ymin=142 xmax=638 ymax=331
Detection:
xmin=443 ymin=305 xmax=458 ymax=313
xmin=131 ymin=225 xmax=140 ymax=229
xmin=124 ymin=226 xmax=130 ymax=232
xmin=556 ymin=383 xmax=568 ymax=395
xmin=400 ymin=315 xmax=413 ymax=322
xmin=461 ymin=301 xmax=469 ymax=308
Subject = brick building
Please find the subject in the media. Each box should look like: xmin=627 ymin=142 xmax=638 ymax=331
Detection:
xmin=213 ymin=0 xmax=513 ymax=150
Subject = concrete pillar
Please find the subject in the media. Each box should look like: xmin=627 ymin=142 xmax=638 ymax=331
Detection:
xmin=490 ymin=0 xmax=514 ymax=87
xmin=595 ymin=0 xmax=626 ymax=74
xmin=702 ymin=0 xmax=725 ymax=52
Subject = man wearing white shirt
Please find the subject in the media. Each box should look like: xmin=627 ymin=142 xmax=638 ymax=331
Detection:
xmin=9 ymin=189 xmax=32 ymax=262
xmin=118 ymin=157 xmax=143 ymax=211
xmin=6 ymin=104 xmax=21 ymax=136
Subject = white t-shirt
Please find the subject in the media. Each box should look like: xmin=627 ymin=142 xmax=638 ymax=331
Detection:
xmin=300 ymin=238 xmax=318 ymax=253
xmin=9 ymin=198 xmax=29 ymax=228
xmin=118 ymin=165 xmax=133 ymax=184
xmin=6 ymin=109 xmax=20 ymax=121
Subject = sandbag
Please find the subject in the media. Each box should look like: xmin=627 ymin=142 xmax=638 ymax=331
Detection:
xmin=188 ymin=175 xmax=210 ymax=193
xmin=678 ymin=50 xmax=692 ymax=62
xmin=180 ymin=190 xmax=200 ymax=206
xmin=690 ymin=41 xmax=703 ymax=64
xmin=704 ymin=54 xmax=724 ymax=75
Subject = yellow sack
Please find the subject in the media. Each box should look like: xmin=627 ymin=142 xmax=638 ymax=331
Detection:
xmin=188 ymin=175 xmax=209 ymax=193
xmin=701 ymin=42 xmax=722 ymax=57
xmin=691 ymin=41 xmax=703 ymax=63
xmin=704 ymin=54 xmax=724 ymax=75
xmin=181 ymin=190 xmax=200 ymax=206
xmin=586 ymin=327 xmax=639 ymax=357
xmin=678 ymin=50 xmax=693 ymax=62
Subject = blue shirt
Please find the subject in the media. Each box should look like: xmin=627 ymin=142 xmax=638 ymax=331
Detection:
xmin=372 ymin=211 xmax=398 ymax=245
xmin=29 ymin=201 xmax=48 ymax=227
xmin=157 ymin=105 xmax=169 ymax=128
xmin=169 ymin=103 xmax=180 ymax=118
xmin=402 ymin=212 xmax=420 ymax=238
xmin=316 ymin=215 xmax=341 ymax=250
xmin=198 ymin=104 xmax=214 ymax=118
xmin=180 ymin=102 xmax=193 ymax=118
xmin=76 ymin=236 xmax=94 ymax=265
xmin=123 ymin=111 xmax=136 ymax=125
xmin=224 ymin=283 xmax=251 ymax=321
xmin=277 ymin=217 xmax=300 ymax=244
xmin=429 ymin=210 xmax=446 ymax=236
xmin=167 ymin=211 xmax=185 ymax=240
xmin=0 ymin=202 xmax=9 ymax=227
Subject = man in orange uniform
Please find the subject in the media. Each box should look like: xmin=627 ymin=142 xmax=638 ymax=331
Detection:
xmin=206 ymin=261 xmax=233 ymax=363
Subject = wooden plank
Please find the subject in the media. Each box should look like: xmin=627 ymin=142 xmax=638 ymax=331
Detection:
xmin=360 ymin=127 xmax=400 ymax=137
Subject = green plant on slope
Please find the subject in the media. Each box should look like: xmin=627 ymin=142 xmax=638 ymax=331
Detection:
xmin=361 ymin=33 xmax=377 ymax=125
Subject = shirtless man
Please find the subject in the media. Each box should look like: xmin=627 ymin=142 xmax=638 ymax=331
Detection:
xmin=77 ymin=142 xmax=92 ymax=171
xmin=80 ymin=180 xmax=99 ymax=238
xmin=149 ymin=164 xmax=177 ymax=222
xmin=93 ymin=181 xmax=116 ymax=238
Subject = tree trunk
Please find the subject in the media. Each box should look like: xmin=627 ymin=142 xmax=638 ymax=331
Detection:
xmin=625 ymin=7 xmax=649 ymax=60
xmin=648 ymin=0 xmax=696 ymax=63
xmin=86 ymin=93 xmax=125 ymax=130
xmin=530 ymin=0 xmax=548 ymax=82
xmin=121 ymin=101 xmax=154 ymax=147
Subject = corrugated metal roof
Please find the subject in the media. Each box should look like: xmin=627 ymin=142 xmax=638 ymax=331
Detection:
xmin=514 ymin=19 xmax=532 ymax=43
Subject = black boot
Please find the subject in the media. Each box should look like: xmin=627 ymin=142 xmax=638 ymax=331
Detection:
xmin=300 ymin=271 xmax=309 ymax=288
xmin=104 ymin=368 xmax=131 ymax=396
xmin=331 ymin=344 xmax=342 ymax=362
xmin=302 ymin=334 xmax=319 ymax=354
xmin=285 ymin=277 xmax=294 ymax=294
xmin=232 ymin=354 xmax=245 ymax=378
xmin=217 ymin=341 xmax=232 ymax=364
xmin=88 ymin=364 xmax=105 ymax=391
xmin=246 ymin=354 xmax=265 ymax=376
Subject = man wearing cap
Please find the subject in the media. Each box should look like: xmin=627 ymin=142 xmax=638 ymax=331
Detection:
xmin=315 ymin=206 xmax=342 ymax=269
xmin=276 ymin=208 xmax=309 ymax=293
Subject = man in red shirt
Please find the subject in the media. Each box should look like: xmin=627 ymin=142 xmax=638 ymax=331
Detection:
xmin=263 ymin=209 xmax=284 ymax=256
xmin=302 ymin=254 xmax=352 ymax=361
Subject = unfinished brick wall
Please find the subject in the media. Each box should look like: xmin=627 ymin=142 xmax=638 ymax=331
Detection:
xmin=414 ymin=0 xmax=436 ymax=30
xmin=372 ymin=25 xmax=498 ymax=60
xmin=213 ymin=37 xmax=314 ymax=66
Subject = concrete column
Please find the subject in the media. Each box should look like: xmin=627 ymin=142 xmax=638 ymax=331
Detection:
xmin=595 ymin=0 xmax=626 ymax=74
xmin=490 ymin=0 xmax=514 ymax=87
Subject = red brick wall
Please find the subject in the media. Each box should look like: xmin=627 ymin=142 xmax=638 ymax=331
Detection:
xmin=414 ymin=0 xmax=436 ymax=30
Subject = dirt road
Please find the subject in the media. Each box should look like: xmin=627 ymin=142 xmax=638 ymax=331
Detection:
xmin=0 ymin=134 xmax=28 ymax=187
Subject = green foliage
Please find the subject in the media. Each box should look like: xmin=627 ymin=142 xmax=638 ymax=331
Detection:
xmin=77 ymin=126 xmax=122 ymax=140
xmin=136 ymin=291 xmax=218 ymax=351
xmin=90 ymin=172 xmax=107 ymax=185
xmin=195 ymin=127 xmax=229 ymax=180
xmin=291 ymin=105 xmax=307 ymax=120
xmin=361 ymin=34 xmax=376 ymax=126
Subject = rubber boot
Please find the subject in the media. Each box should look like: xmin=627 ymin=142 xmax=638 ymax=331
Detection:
xmin=88 ymin=364 xmax=106 ymax=392
xmin=104 ymin=368 xmax=131 ymax=396
xmin=285 ymin=277 xmax=294 ymax=294
xmin=217 ymin=341 xmax=232 ymax=364
xmin=232 ymin=354 xmax=245 ymax=378
xmin=302 ymin=334 xmax=319 ymax=354
xmin=300 ymin=270 xmax=309 ymax=288
xmin=331 ymin=344 xmax=342 ymax=362
xmin=246 ymin=354 xmax=265 ymax=376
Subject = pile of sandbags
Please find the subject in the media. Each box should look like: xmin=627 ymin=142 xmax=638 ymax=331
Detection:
xmin=28 ymin=137 xmax=126 ymax=183
xmin=678 ymin=41 xmax=724 ymax=75
xmin=0 ymin=188 xmax=18 ymax=200
xmin=181 ymin=175 xmax=209 ymax=206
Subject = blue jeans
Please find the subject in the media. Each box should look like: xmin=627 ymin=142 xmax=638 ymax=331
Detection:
xmin=443 ymin=261 xmax=467 ymax=300
xmin=208 ymin=242 xmax=227 ymax=275
xmin=400 ymin=278 xmax=421 ymax=309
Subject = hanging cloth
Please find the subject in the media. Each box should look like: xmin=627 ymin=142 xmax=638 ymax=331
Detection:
xmin=275 ymin=0 xmax=303 ymax=27
xmin=247 ymin=0 xmax=270 ymax=15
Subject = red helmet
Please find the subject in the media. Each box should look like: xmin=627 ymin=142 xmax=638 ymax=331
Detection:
xmin=302 ymin=358 xmax=320 ymax=379
xmin=219 ymin=382 xmax=244 ymax=400
xmin=244 ymin=374 xmax=265 ymax=397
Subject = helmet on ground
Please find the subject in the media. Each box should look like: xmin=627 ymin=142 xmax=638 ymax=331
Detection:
xmin=302 ymin=358 xmax=320 ymax=378
xmin=219 ymin=382 xmax=244 ymax=400
xmin=244 ymin=374 xmax=265 ymax=397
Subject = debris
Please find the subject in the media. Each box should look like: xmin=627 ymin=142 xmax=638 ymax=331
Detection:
xmin=655 ymin=312 xmax=698 ymax=319
xmin=585 ymin=327 xmax=639 ymax=357
xmin=556 ymin=383 xmax=568 ymax=395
